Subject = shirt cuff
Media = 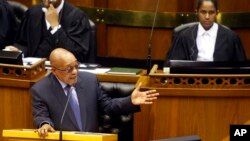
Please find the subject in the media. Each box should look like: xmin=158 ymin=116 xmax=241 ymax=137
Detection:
xmin=50 ymin=24 xmax=61 ymax=34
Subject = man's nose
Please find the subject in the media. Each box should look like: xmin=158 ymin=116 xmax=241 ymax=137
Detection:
xmin=205 ymin=13 xmax=210 ymax=19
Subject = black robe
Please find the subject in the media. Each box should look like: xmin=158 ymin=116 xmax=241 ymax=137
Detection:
xmin=165 ymin=24 xmax=246 ymax=66
xmin=14 ymin=2 xmax=90 ymax=62
xmin=0 ymin=0 xmax=18 ymax=49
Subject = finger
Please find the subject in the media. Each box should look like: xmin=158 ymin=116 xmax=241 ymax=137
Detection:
xmin=37 ymin=129 xmax=43 ymax=137
xmin=144 ymin=101 xmax=153 ymax=104
xmin=147 ymin=93 xmax=159 ymax=98
xmin=147 ymin=97 xmax=158 ymax=101
xmin=134 ymin=82 xmax=142 ymax=91
xmin=44 ymin=129 xmax=48 ymax=137
xmin=145 ymin=89 xmax=157 ymax=94
xmin=38 ymin=128 xmax=47 ymax=138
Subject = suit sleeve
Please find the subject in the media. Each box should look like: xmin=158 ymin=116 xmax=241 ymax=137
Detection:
xmin=30 ymin=87 xmax=55 ymax=128
xmin=233 ymin=34 xmax=247 ymax=61
xmin=97 ymin=82 xmax=140 ymax=115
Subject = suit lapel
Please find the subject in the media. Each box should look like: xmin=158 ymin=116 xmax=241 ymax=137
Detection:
xmin=189 ymin=25 xmax=199 ymax=60
xmin=75 ymin=77 xmax=87 ymax=131
xmin=213 ymin=25 xmax=224 ymax=58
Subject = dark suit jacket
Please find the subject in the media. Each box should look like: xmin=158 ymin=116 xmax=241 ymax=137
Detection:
xmin=30 ymin=72 xmax=139 ymax=132
xmin=14 ymin=2 xmax=90 ymax=62
xmin=0 ymin=0 xmax=18 ymax=49
xmin=166 ymin=24 xmax=246 ymax=63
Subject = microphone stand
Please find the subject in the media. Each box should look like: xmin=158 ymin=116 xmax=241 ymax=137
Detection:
xmin=59 ymin=91 xmax=72 ymax=141
xmin=146 ymin=0 xmax=160 ymax=74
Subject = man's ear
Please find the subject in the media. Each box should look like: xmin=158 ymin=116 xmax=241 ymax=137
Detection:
xmin=51 ymin=67 xmax=56 ymax=74
xmin=216 ymin=10 xmax=220 ymax=15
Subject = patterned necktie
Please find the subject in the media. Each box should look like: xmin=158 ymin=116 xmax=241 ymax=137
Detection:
xmin=65 ymin=85 xmax=82 ymax=131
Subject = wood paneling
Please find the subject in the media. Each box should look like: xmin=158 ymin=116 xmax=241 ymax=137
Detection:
xmin=235 ymin=29 xmax=250 ymax=60
xmin=107 ymin=0 xmax=180 ymax=12
xmin=106 ymin=27 xmax=171 ymax=60
xmin=0 ymin=83 xmax=34 ymax=141
xmin=97 ymin=0 xmax=192 ymax=61
xmin=218 ymin=0 xmax=250 ymax=12
xmin=67 ymin=0 xmax=94 ymax=7
xmin=134 ymin=73 xmax=250 ymax=141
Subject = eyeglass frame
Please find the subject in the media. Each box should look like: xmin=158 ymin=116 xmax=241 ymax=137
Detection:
xmin=52 ymin=61 xmax=80 ymax=73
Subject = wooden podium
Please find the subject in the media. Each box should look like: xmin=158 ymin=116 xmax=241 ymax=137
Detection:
xmin=0 ymin=59 xmax=47 ymax=141
xmin=134 ymin=65 xmax=250 ymax=141
xmin=2 ymin=129 xmax=117 ymax=141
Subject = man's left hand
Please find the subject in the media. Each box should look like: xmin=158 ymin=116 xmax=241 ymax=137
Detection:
xmin=131 ymin=82 xmax=159 ymax=105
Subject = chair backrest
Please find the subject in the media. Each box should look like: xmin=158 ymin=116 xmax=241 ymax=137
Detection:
xmin=86 ymin=19 xmax=97 ymax=63
xmin=7 ymin=1 xmax=28 ymax=23
xmin=99 ymin=82 xmax=135 ymax=141
xmin=172 ymin=22 xmax=198 ymax=41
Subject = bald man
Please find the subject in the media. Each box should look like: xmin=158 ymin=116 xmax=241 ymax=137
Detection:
xmin=30 ymin=48 xmax=159 ymax=137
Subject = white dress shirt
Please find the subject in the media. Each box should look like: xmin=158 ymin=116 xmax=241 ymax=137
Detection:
xmin=196 ymin=23 xmax=218 ymax=61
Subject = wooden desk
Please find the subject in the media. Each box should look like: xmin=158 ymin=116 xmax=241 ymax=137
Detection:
xmin=134 ymin=65 xmax=250 ymax=141
xmin=0 ymin=60 xmax=47 ymax=141
xmin=2 ymin=129 xmax=117 ymax=141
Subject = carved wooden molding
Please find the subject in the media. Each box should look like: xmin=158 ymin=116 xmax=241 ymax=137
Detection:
xmin=0 ymin=59 xmax=47 ymax=80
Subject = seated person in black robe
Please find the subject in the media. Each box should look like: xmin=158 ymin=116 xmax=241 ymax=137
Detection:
xmin=165 ymin=0 xmax=246 ymax=66
xmin=0 ymin=0 xmax=18 ymax=49
xmin=5 ymin=0 xmax=90 ymax=63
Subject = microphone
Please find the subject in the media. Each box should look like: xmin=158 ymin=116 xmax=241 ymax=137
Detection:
xmin=59 ymin=87 xmax=72 ymax=141
xmin=146 ymin=0 xmax=160 ymax=74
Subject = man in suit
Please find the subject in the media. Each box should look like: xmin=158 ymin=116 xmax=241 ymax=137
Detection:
xmin=5 ymin=0 xmax=90 ymax=62
xmin=166 ymin=0 xmax=246 ymax=62
xmin=31 ymin=48 xmax=159 ymax=137
xmin=0 ymin=0 xmax=18 ymax=49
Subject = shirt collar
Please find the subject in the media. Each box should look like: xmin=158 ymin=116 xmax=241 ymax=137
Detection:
xmin=56 ymin=0 xmax=64 ymax=14
xmin=56 ymin=76 xmax=68 ymax=89
xmin=198 ymin=22 xmax=218 ymax=37
xmin=43 ymin=0 xmax=64 ymax=30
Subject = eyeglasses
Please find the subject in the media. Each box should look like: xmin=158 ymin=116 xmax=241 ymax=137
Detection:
xmin=53 ymin=62 xmax=80 ymax=73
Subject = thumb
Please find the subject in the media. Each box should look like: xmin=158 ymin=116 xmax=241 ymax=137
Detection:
xmin=134 ymin=82 xmax=142 ymax=91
